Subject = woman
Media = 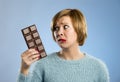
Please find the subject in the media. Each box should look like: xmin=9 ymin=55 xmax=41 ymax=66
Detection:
xmin=18 ymin=9 xmax=109 ymax=82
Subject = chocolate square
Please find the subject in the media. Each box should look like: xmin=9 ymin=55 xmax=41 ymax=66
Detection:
xmin=35 ymin=39 xmax=41 ymax=45
xmin=30 ymin=25 xmax=36 ymax=31
xmin=40 ymin=52 xmax=46 ymax=58
xmin=38 ymin=45 xmax=44 ymax=51
xmin=23 ymin=28 xmax=30 ymax=34
xmin=28 ymin=41 xmax=35 ymax=48
xmin=33 ymin=32 xmax=39 ymax=38
xmin=26 ymin=35 xmax=32 ymax=41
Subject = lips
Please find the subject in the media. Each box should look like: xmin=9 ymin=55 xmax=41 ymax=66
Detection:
xmin=58 ymin=39 xmax=66 ymax=42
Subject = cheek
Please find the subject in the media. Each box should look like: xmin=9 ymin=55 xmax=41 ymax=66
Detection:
xmin=68 ymin=31 xmax=78 ymax=41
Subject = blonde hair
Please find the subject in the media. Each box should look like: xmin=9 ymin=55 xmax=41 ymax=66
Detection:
xmin=51 ymin=9 xmax=87 ymax=46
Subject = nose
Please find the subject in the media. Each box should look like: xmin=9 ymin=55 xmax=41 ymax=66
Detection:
xmin=56 ymin=27 xmax=64 ymax=38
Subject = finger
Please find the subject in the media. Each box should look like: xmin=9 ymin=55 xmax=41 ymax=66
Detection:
xmin=21 ymin=49 xmax=31 ymax=57
xmin=28 ymin=51 xmax=40 ymax=59
xmin=31 ymin=56 xmax=40 ymax=62
xmin=28 ymin=54 xmax=40 ymax=63
xmin=29 ymin=54 xmax=40 ymax=60
xmin=22 ymin=49 xmax=39 ymax=58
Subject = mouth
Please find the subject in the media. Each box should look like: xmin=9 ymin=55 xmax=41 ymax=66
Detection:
xmin=58 ymin=39 xmax=66 ymax=42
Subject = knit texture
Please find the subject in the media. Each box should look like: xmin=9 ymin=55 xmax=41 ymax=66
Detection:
xmin=17 ymin=52 xmax=109 ymax=82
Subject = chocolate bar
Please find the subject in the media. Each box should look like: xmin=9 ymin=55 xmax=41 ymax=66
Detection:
xmin=21 ymin=24 xmax=47 ymax=58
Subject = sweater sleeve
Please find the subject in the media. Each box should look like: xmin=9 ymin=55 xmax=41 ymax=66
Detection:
xmin=98 ymin=61 xmax=110 ymax=82
xmin=17 ymin=71 xmax=42 ymax=82
xmin=17 ymin=61 xmax=44 ymax=82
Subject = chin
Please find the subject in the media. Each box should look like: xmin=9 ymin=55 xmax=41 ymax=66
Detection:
xmin=59 ymin=44 xmax=69 ymax=49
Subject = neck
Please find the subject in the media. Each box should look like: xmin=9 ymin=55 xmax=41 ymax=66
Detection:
xmin=58 ymin=45 xmax=84 ymax=60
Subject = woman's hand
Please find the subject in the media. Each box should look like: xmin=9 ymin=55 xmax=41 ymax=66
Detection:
xmin=20 ymin=48 xmax=40 ymax=75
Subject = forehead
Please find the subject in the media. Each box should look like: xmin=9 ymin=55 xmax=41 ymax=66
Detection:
xmin=56 ymin=16 xmax=72 ymax=26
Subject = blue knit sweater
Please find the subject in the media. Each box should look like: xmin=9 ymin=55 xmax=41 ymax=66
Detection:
xmin=17 ymin=52 xmax=109 ymax=82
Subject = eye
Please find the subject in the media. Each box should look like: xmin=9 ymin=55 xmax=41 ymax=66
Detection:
xmin=64 ymin=25 xmax=69 ymax=29
xmin=53 ymin=26 xmax=59 ymax=31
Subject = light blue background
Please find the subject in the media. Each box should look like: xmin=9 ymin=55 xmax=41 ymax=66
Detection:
xmin=0 ymin=0 xmax=120 ymax=82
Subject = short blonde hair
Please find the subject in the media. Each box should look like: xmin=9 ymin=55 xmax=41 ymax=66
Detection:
xmin=51 ymin=9 xmax=87 ymax=46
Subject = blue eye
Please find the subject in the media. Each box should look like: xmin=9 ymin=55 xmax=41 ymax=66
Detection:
xmin=64 ymin=25 xmax=69 ymax=29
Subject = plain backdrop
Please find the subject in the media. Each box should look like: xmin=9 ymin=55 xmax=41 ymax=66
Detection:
xmin=0 ymin=0 xmax=120 ymax=82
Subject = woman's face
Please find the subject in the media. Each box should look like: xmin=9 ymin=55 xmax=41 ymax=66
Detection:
xmin=53 ymin=16 xmax=79 ymax=49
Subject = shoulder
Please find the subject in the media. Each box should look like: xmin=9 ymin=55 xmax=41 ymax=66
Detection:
xmin=86 ymin=54 xmax=108 ymax=71
xmin=85 ymin=53 xmax=109 ymax=77
xmin=85 ymin=53 xmax=107 ymax=67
